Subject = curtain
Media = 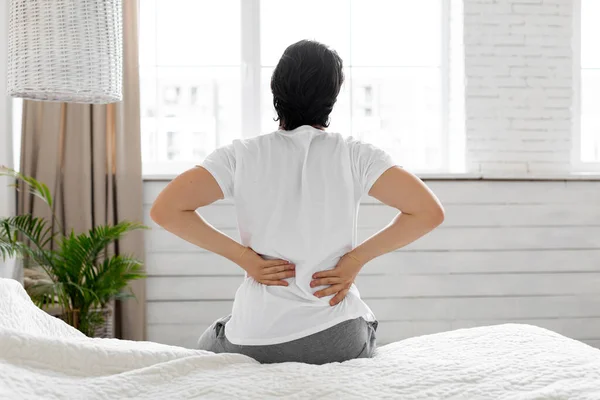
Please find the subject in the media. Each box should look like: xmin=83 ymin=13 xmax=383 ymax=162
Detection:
xmin=17 ymin=0 xmax=145 ymax=341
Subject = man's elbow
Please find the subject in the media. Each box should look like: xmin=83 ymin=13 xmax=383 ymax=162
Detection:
xmin=150 ymin=202 xmax=170 ymax=227
xmin=426 ymin=204 xmax=445 ymax=228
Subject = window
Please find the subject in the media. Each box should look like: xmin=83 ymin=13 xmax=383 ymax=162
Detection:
xmin=579 ymin=0 xmax=600 ymax=165
xmin=140 ymin=0 xmax=461 ymax=175
xmin=140 ymin=0 xmax=242 ymax=175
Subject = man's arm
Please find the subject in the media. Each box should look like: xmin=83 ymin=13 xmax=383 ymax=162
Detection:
xmin=150 ymin=167 xmax=294 ymax=285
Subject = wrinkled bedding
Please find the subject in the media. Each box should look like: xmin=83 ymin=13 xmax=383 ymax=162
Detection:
xmin=1 ymin=278 xmax=600 ymax=399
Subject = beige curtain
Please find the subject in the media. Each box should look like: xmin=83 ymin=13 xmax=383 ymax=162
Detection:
xmin=17 ymin=0 xmax=146 ymax=341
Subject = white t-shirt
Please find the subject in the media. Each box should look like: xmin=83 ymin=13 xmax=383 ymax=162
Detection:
xmin=202 ymin=125 xmax=395 ymax=345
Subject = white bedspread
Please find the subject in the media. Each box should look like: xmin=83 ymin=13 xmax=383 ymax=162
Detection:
xmin=1 ymin=278 xmax=600 ymax=400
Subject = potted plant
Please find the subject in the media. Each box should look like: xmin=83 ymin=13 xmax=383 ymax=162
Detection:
xmin=0 ymin=167 xmax=147 ymax=337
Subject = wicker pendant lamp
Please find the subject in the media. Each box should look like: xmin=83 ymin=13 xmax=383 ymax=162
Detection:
xmin=7 ymin=0 xmax=123 ymax=103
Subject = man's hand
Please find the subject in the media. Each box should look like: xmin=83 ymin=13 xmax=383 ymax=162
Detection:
xmin=311 ymin=253 xmax=364 ymax=306
xmin=238 ymin=247 xmax=295 ymax=286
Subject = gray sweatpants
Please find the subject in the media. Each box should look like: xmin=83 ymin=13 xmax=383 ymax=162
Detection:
xmin=197 ymin=315 xmax=378 ymax=365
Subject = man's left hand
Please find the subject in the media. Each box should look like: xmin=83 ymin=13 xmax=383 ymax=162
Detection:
xmin=310 ymin=253 xmax=364 ymax=306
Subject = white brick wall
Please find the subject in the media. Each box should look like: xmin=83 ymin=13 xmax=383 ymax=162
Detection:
xmin=464 ymin=0 xmax=574 ymax=173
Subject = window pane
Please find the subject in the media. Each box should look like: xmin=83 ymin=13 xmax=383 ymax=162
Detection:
xmin=139 ymin=0 xmax=157 ymax=67
xmin=329 ymin=73 xmax=352 ymax=136
xmin=352 ymin=67 xmax=443 ymax=170
xmin=260 ymin=68 xmax=278 ymax=133
xmin=581 ymin=70 xmax=600 ymax=162
xmin=140 ymin=67 xmax=158 ymax=166
xmin=582 ymin=0 xmax=600 ymax=68
xmin=351 ymin=0 xmax=441 ymax=67
xmin=155 ymin=0 xmax=241 ymax=66
xmin=260 ymin=0 xmax=350 ymax=66
xmin=141 ymin=67 xmax=241 ymax=167
xmin=260 ymin=67 xmax=351 ymax=135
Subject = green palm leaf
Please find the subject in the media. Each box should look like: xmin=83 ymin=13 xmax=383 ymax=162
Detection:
xmin=0 ymin=233 xmax=21 ymax=259
xmin=53 ymin=222 xmax=147 ymax=291
xmin=0 ymin=166 xmax=53 ymax=208
xmin=0 ymin=215 xmax=57 ymax=265
xmin=90 ymin=255 xmax=145 ymax=305
xmin=86 ymin=222 xmax=148 ymax=263
xmin=56 ymin=231 xmax=94 ymax=283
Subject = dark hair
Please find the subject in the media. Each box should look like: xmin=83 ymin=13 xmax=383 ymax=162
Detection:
xmin=270 ymin=40 xmax=344 ymax=131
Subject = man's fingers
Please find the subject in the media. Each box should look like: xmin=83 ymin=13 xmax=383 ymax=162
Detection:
xmin=262 ymin=270 xmax=295 ymax=280
xmin=314 ymin=284 xmax=344 ymax=298
xmin=310 ymin=277 xmax=342 ymax=287
xmin=312 ymin=270 xmax=338 ymax=279
xmin=262 ymin=264 xmax=295 ymax=274
xmin=265 ymin=258 xmax=290 ymax=267
xmin=260 ymin=279 xmax=289 ymax=286
xmin=329 ymin=288 xmax=349 ymax=306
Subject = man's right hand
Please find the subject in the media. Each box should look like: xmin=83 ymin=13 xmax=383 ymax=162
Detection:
xmin=238 ymin=247 xmax=295 ymax=286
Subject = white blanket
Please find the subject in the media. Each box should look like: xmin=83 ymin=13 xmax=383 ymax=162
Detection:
xmin=1 ymin=278 xmax=600 ymax=400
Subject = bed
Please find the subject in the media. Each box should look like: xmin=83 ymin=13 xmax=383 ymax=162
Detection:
xmin=1 ymin=278 xmax=599 ymax=399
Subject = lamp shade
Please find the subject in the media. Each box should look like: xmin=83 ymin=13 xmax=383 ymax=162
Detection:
xmin=7 ymin=0 xmax=123 ymax=103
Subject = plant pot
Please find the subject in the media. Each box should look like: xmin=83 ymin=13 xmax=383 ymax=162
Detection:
xmin=92 ymin=305 xmax=114 ymax=339
xmin=58 ymin=304 xmax=114 ymax=338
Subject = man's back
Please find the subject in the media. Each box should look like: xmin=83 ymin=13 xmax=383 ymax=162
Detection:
xmin=201 ymin=125 xmax=393 ymax=345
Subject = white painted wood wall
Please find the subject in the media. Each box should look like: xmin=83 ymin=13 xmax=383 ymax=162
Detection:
xmin=144 ymin=179 xmax=600 ymax=349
